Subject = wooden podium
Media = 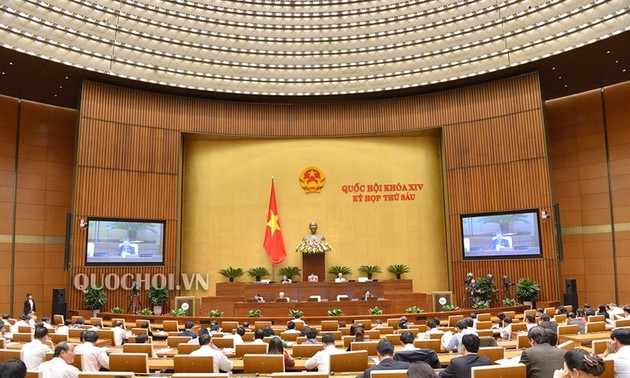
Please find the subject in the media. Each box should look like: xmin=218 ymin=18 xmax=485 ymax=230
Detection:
xmin=302 ymin=252 xmax=326 ymax=282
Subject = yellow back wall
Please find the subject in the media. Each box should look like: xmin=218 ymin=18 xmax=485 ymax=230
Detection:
xmin=181 ymin=135 xmax=448 ymax=296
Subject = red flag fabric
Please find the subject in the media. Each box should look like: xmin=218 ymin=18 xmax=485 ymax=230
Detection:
xmin=263 ymin=179 xmax=287 ymax=265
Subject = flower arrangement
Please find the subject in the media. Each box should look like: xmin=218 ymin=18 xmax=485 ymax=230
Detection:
xmin=368 ymin=306 xmax=383 ymax=315
xmin=328 ymin=308 xmax=344 ymax=316
xmin=502 ymin=298 xmax=517 ymax=306
xmin=111 ymin=307 xmax=124 ymax=314
xmin=472 ymin=302 xmax=489 ymax=309
xmin=289 ymin=309 xmax=303 ymax=318
xmin=442 ymin=304 xmax=459 ymax=311
xmin=209 ymin=309 xmax=223 ymax=317
xmin=406 ymin=306 xmax=423 ymax=314
xmin=248 ymin=309 xmax=262 ymax=317
xmin=137 ymin=308 xmax=153 ymax=315
xmin=171 ymin=308 xmax=187 ymax=316
xmin=295 ymin=240 xmax=332 ymax=254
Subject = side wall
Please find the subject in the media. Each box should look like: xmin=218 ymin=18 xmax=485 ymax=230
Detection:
xmin=547 ymin=81 xmax=630 ymax=306
xmin=72 ymin=73 xmax=559 ymax=310
xmin=0 ymin=96 xmax=76 ymax=317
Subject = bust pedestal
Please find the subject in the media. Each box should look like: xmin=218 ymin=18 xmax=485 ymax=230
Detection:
xmin=302 ymin=253 xmax=325 ymax=282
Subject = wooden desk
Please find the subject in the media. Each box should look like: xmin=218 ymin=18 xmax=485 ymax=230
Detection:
xmin=233 ymin=300 xmax=392 ymax=317
xmin=562 ymin=332 xmax=610 ymax=346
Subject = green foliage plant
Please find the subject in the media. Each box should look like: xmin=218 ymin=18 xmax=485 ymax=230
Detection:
xmin=358 ymin=265 xmax=382 ymax=279
xmin=246 ymin=267 xmax=270 ymax=282
xmin=387 ymin=264 xmax=410 ymax=279
xmin=278 ymin=266 xmax=302 ymax=280
xmin=218 ymin=267 xmax=245 ymax=282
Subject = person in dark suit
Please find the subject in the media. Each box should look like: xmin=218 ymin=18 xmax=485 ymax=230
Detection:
xmin=518 ymin=326 xmax=565 ymax=378
xmin=394 ymin=331 xmax=441 ymax=368
xmin=360 ymin=290 xmax=373 ymax=301
xmin=361 ymin=339 xmax=410 ymax=378
xmin=438 ymin=334 xmax=492 ymax=378
xmin=179 ymin=321 xmax=197 ymax=338
xmin=23 ymin=293 xmax=36 ymax=315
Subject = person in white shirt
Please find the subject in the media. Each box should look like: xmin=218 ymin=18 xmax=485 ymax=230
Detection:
xmin=499 ymin=317 xmax=513 ymax=340
xmin=135 ymin=333 xmax=158 ymax=358
xmin=334 ymin=273 xmax=346 ymax=283
xmin=189 ymin=334 xmax=233 ymax=372
xmin=524 ymin=314 xmax=538 ymax=331
xmin=40 ymin=317 xmax=54 ymax=330
xmin=12 ymin=314 xmax=32 ymax=334
xmin=23 ymin=326 xmax=54 ymax=369
xmin=417 ymin=319 xmax=444 ymax=340
xmin=36 ymin=341 xmax=80 ymax=378
xmin=442 ymin=319 xmax=477 ymax=353
xmin=74 ymin=330 xmax=109 ymax=371
xmin=285 ymin=321 xmax=301 ymax=334
xmin=308 ymin=273 xmax=319 ymax=282
xmin=110 ymin=321 xmax=130 ymax=347
xmin=304 ymin=333 xmax=342 ymax=373
xmin=600 ymin=328 xmax=630 ymax=378
xmin=56 ymin=319 xmax=72 ymax=336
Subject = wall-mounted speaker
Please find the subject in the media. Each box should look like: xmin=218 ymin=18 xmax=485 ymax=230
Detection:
xmin=52 ymin=288 xmax=65 ymax=304
xmin=565 ymin=279 xmax=577 ymax=294
xmin=174 ymin=296 xmax=197 ymax=316
xmin=431 ymin=291 xmax=453 ymax=312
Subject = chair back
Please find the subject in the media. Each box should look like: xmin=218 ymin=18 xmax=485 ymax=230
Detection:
xmin=50 ymin=333 xmax=69 ymax=343
xmin=221 ymin=321 xmax=239 ymax=333
xmin=428 ymin=332 xmax=443 ymax=340
xmin=479 ymin=336 xmax=499 ymax=347
xmin=585 ymin=322 xmax=606 ymax=333
xmin=384 ymin=334 xmax=399 ymax=344
xmin=477 ymin=346 xmax=504 ymax=362
xmin=111 ymin=318 xmax=127 ymax=329
xmin=135 ymin=319 xmax=150 ymax=328
xmin=128 ymin=335 xmax=152 ymax=344
xmin=99 ymin=329 xmax=115 ymax=344
xmin=69 ymin=328 xmax=84 ymax=338
xmin=523 ymin=309 xmax=537 ymax=318
xmin=471 ymin=363 xmax=526 ymax=378
xmin=78 ymin=373 xmax=135 ymax=378
xmin=271 ymin=373 xmax=328 ymax=378
xmin=511 ymin=323 xmax=526 ymax=333
xmin=211 ymin=337 xmax=234 ymax=349
xmin=234 ymin=342 xmax=268 ymax=357
xmin=0 ymin=349 xmax=22 ymax=362
xmin=122 ymin=343 xmax=153 ymax=355
xmin=53 ymin=314 xmax=64 ymax=325
xmin=25 ymin=372 xmax=42 ymax=378
xmin=327 ymin=331 xmax=342 ymax=340
xmin=592 ymin=339 xmax=609 ymax=355
xmin=291 ymin=343 xmax=323 ymax=357
xmin=242 ymin=332 xmax=255 ymax=342
xmin=163 ymin=320 xmax=180 ymax=332
xmin=476 ymin=313 xmax=491 ymax=321
xmin=178 ymin=343 xmax=201 ymax=355
xmin=131 ymin=327 xmax=148 ymax=335
xmin=109 ymin=353 xmax=149 ymax=374
xmin=13 ymin=332 xmax=33 ymax=342
xmin=558 ymin=324 xmax=579 ymax=336
xmin=279 ymin=331 xmax=299 ymax=341
xmin=90 ymin=317 xmax=103 ymax=326
xmin=544 ymin=308 xmax=556 ymax=317
xmin=615 ymin=319 xmax=630 ymax=327
xmin=171 ymin=375 xmax=227 ymax=378
xmin=18 ymin=326 xmax=33 ymax=333
xmin=413 ymin=339 xmax=441 ymax=353
xmin=254 ymin=321 xmax=272 ymax=330
xmin=364 ymin=329 xmax=381 ymax=340
xmin=370 ymin=370 xmax=408 ymax=378
xmin=387 ymin=318 xmax=399 ymax=329
xmin=168 ymin=336 xmax=193 ymax=347
xmin=448 ymin=315 xmax=463 ymax=327
xmin=350 ymin=341 xmax=379 ymax=356
xmin=554 ymin=314 xmax=567 ymax=323
xmin=353 ymin=319 xmax=372 ymax=330
xmin=502 ymin=311 xmax=516 ymax=320
xmin=588 ymin=315 xmax=605 ymax=323
xmin=516 ymin=333 xmax=530 ymax=349
xmin=564 ymin=305 xmax=573 ymax=313
xmin=600 ymin=359 xmax=614 ymax=378
xmin=243 ymin=354 xmax=285 ymax=374
xmin=477 ymin=329 xmax=494 ymax=337
xmin=476 ymin=321 xmax=492 ymax=330
xmin=557 ymin=340 xmax=575 ymax=351
xmin=45 ymin=352 xmax=84 ymax=370
xmin=329 ymin=350 xmax=369 ymax=373
xmin=174 ymin=355 xmax=214 ymax=373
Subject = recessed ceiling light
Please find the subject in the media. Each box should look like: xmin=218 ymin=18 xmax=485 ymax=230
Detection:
xmin=65 ymin=76 xmax=69 ymax=80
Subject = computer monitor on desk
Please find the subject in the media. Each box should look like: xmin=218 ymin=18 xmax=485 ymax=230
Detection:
xmin=275 ymin=298 xmax=289 ymax=302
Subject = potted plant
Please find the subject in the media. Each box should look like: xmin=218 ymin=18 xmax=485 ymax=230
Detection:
xmin=516 ymin=278 xmax=540 ymax=308
xmin=218 ymin=266 xmax=245 ymax=282
xmin=406 ymin=306 xmax=423 ymax=313
xmin=387 ymin=264 xmax=410 ymax=279
xmin=327 ymin=308 xmax=344 ymax=316
xmin=368 ymin=306 xmax=383 ymax=315
xmin=111 ymin=307 xmax=124 ymax=314
xmin=503 ymin=298 xmax=517 ymax=307
xmin=278 ymin=266 xmax=301 ymax=281
xmin=84 ymin=286 xmax=107 ymax=317
xmin=472 ymin=302 xmax=489 ymax=309
xmin=148 ymin=284 xmax=169 ymax=315
xmin=327 ymin=265 xmax=352 ymax=278
xmin=442 ymin=304 xmax=459 ymax=311
xmin=289 ymin=309 xmax=303 ymax=318
xmin=137 ymin=308 xmax=153 ymax=316
xmin=171 ymin=308 xmax=187 ymax=316
xmin=248 ymin=309 xmax=262 ymax=317
xmin=358 ymin=265 xmax=382 ymax=280
xmin=476 ymin=276 xmax=496 ymax=307
xmin=247 ymin=267 xmax=270 ymax=282
xmin=209 ymin=309 xmax=223 ymax=317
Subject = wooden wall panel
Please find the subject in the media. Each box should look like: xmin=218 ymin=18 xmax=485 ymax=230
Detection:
xmin=75 ymin=72 xmax=560 ymax=311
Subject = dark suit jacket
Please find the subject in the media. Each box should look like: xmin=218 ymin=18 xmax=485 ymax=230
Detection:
xmin=362 ymin=358 xmax=410 ymax=378
xmin=179 ymin=330 xmax=197 ymax=338
xmin=438 ymin=353 xmax=492 ymax=378
xmin=23 ymin=299 xmax=36 ymax=315
xmin=394 ymin=348 xmax=441 ymax=368
xmin=519 ymin=343 xmax=566 ymax=378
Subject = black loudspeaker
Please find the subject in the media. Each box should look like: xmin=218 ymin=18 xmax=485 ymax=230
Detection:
xmin=564 ymin=293 xmax=579 ymax=307
xmin=52 ymin=303 xmax=67 ymax=318
xmin=52 ymin=288 xmax=65 ymax=304
xmin=565 ymin=279 xmax=577 ymax=294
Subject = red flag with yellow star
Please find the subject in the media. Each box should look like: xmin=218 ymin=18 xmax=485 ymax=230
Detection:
xmin=263 ymin=179 xmax=287 ymax=265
